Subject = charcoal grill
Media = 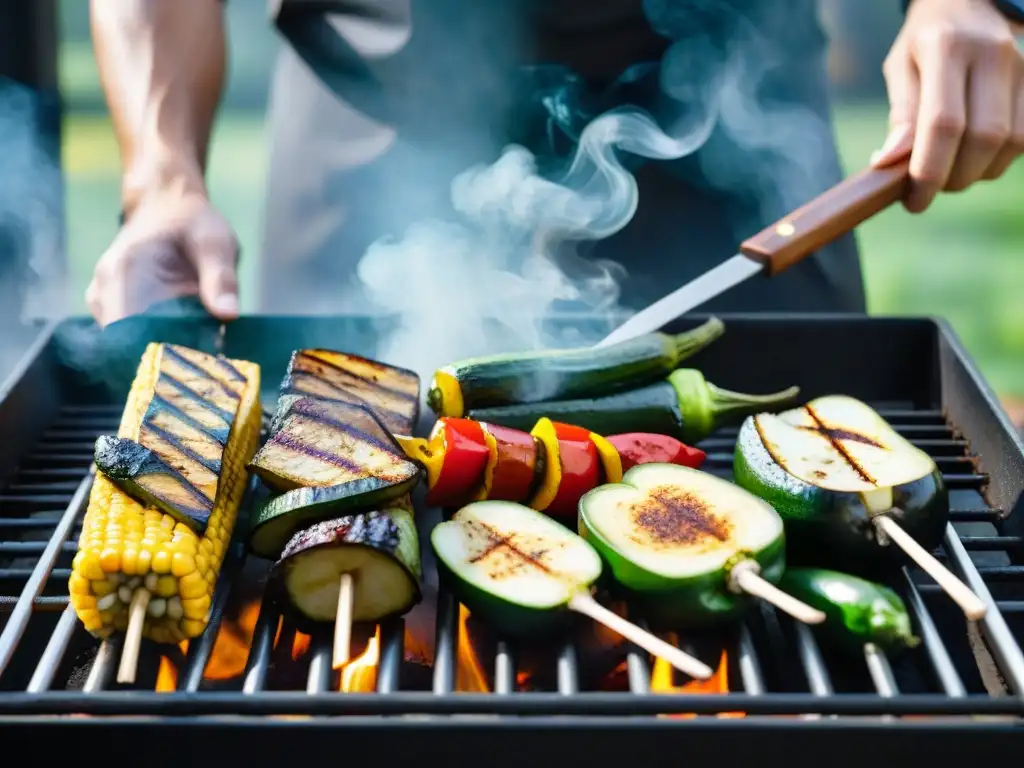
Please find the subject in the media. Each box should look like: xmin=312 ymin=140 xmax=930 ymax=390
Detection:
xmin=0 ymin=313 xmax=1023 ymax=762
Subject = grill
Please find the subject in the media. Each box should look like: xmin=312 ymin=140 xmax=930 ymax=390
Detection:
xmin=0 ymin=313 xmax=1023 ymax=761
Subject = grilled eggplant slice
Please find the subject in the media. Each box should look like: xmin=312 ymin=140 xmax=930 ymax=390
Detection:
xmin=248 ymin=399 xmax=421 ymax=558
xmin=93 ymin=343 xmax=248 ymax=532
xmin=733 ymin=395 xmax=948 ymax=571
xmin=281 ymin=349 xmax=420 ymax=436
xmin=276 ymin=497 xmax=421 ymax=626
xmin=248 ymin=397 xmax=415 ymax=492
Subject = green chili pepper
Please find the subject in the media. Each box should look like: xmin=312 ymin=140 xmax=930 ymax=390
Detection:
xmin=780 ymin=568 xmax=920 ymax=653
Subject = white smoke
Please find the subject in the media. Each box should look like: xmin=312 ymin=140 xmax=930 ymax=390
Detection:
xmin=356 ymin=1 xmax=835 ymax=385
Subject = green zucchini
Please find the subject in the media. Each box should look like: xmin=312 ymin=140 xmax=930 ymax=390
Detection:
xmin=428 ymin=317 xmax=725 ymax=417
xmin=247 ymin=398 xmax=422 ymax=559
xmin=469 ymin=369 xmax=799 ymax=444
xmin=733 ymin=395 xmax=948 ymax=572
xmin=578 ymin=463 xmax=786 ymax=628
xmin=275 ymin=497 xmax=422 ymax=627
xmin=779 ymin=568 xmax=920 ymax=654
xmin=431 ymin=500 xmax=603 ymax=637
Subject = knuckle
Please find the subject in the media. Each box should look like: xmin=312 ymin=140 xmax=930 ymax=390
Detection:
xmin=920 ymin=24 xmax=962 ymax=54
xmin=924 ymin=111 xmax=966 ymax=138
xmin=966 ymin=126 xmax=1010 ymax=151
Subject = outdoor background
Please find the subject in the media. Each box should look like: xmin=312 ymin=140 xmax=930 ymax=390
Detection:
xmin=57 ymin=2 xmax=1024 ymax=401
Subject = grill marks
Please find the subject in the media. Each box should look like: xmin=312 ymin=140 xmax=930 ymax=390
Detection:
xmin=247 ymin=396 xmax=420 ymax=493
xmin=802 ymin=404 xmax=878 ymax=485
xmin=281 ymin=349 xmax=420 ymax=436
xmin=93 ymin=344 xmax=246 ymax=529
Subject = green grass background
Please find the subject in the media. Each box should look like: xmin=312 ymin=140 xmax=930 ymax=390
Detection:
xmin=59 ymin=42 xmax=1024 ymax=397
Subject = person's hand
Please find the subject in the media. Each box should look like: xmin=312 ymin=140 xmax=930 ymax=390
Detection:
xmin=872 ymin=0 xmax=1024 ymax=212
xmin=86 ymin=179 xmax=240 ymax=327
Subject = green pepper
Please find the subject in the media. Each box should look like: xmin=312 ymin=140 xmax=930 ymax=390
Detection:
xmin=733 ymin=395 xmax=948 ymax=573
xmin=469 ymin=369 xmax=800 ymax=444
xmin=780 ymin=568 xmax=920 ymax=653
xmin=578 ymin=462 xmax=789 ymax=628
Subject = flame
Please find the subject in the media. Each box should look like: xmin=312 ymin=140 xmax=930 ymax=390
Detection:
xmin=339 ymin=628 xmax=381 ymax=692
xmin=291 ymin=631 xmax=311 ymax=660
xmin=456 ymin=605 xmax=490 ymax=693
xmin=154 ymin=599 xmax=276 ymax=691
xmin=648 ymin=633 xmax=742 ymax=718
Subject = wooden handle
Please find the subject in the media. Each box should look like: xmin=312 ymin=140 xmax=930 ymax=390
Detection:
xmin=740 ymin=158 xmax=910 ymax=276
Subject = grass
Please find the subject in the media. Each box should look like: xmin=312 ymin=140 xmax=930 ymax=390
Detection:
xmin=61 ymin=101 xmax=1024 ymax=396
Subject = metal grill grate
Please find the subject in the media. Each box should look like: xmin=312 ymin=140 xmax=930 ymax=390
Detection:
xmin=1 ymin=402 xmax=1024 ymax=715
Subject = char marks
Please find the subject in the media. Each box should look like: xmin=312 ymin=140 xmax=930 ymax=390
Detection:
xmin=802 ymin=404 xmax=876 ymax=485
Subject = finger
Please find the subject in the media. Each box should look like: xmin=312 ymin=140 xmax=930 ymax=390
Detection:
xmin=983 ymin=68 xmax=1024 ymax=180
xmin=874 ymin=53 xmax=919 ymax=166
xmin=906 ymin=30 xmax=968 ymax=212
xmin=186 ymin=228 xmax=240 ymax=320
xmin=946 ymin=46 xmax=1016 ymax=190
xmin=92 ymin=244 xmax=133 ymax=328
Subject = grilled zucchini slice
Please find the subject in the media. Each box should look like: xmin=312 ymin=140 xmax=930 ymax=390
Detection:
xmin=276 ymin=497 xmax=421 ymax=626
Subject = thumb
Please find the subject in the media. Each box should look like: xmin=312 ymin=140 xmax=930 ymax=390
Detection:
xmin=870 ymin=122 xmax=915 ymax=168
xmin=874 ymin=53 xmax=919 ymax=167
xmin=188 ymin=230 xmax=240 ymax=320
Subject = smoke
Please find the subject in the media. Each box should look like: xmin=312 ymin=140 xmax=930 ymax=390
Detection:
xmin=0 ymin=78 xmax=66 ymax=372
xmin=357 ymin=1 xmax=834 ymax=386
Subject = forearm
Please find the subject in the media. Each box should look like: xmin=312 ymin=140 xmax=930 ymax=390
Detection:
xmin=90 ymin=0 xmax=227 ymax=215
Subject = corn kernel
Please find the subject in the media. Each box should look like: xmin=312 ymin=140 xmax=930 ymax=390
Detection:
xmin=179 ymin=571 xmax=206 ymax=600
xmin=155 ymin=574 xmax=178 ymax=598
xmin=182 ymin=593 xmax=211 ymax=620
xmin=151 ymin=550 xmax=171 ymax=574
xmin=171 ymin=552 xmax=195 ymax=578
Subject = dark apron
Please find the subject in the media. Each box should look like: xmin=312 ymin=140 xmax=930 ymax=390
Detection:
xmin=259 ymin=0 xmax=866 ymax=315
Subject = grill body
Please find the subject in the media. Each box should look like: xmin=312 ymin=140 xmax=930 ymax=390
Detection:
xmin=0 ymin=313 xmax=1023 ymax=761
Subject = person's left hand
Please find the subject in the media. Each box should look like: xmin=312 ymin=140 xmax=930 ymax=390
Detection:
xmin=872 ymin=0 xmax=1023 ymax=212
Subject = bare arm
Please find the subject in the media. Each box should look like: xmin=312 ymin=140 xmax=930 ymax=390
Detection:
xmin=90 ymin=0 xmax=227 ymax=218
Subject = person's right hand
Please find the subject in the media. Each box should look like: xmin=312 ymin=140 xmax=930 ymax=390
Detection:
xmin=86 ymin=182 xmax=240 ymax=327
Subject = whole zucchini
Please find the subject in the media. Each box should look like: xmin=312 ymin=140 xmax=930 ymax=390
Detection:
xmin=428 ymin=317 xmax=725 ymax=417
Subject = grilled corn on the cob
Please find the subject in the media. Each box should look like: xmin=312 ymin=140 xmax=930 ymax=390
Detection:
xmin=69 ymin=343 xmax=261 ymax=642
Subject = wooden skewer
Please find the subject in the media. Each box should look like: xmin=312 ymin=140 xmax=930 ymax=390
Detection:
xmin=333 ymin=573 xmax=355 ymax=669
xmin=731 ymin=561 xmax=826 ymax=624
xmin=874 ymin=515 xmax=987 ymax=621
xmin=567 ymin=591 xmax=714 ymax=680
xmin=117 ymin=589 xmax=151 ymax=685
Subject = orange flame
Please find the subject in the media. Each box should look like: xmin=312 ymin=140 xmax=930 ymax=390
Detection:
xmin=339 ymin=628 xmax=381 ymax=693
xmin=648 ymin=633 xmax=742 ymax=718
xmin=456 ymin=605 xmax=490 ymax=693
xmin=154 ymin=599 xmax=273 ymax=691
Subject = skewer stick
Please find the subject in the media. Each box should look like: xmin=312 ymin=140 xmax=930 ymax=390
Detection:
xmin=874 ymin=515 xmax=987 ymax=621
xmin=333 ymin=573 xmax=355 ymax=669
xmin=731 ymin=561 xmax=826 ymax=624
xmin=117 ymin=589 xmax=151 ymax=685
xmin=568 ymin=591 xmax=714 ymax=680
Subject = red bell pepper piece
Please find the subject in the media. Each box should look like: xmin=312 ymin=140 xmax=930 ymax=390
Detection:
xmin=605 ymin=433 xmax=706 ymax=472
xmin=424 ymin=418 xmax=490 ymax=508
xmin=475 ymin=422 xmax=539 ymax=504
xmin=537 ymin=420 xmax=601 ymax=519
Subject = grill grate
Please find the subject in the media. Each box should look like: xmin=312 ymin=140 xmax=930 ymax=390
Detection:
xmin=2 ymin=402 xmax=1024 ymax=712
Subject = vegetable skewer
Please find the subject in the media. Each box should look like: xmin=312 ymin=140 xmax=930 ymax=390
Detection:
xmin=398 ymin=416 xmax=708 ymax=515
xmin=578 ymin=463 xmax=826 ymax=627
xmin=251 ymin=348 xmax=427 ymax=670
xmin=429 ymin=317 xmax=725 ymax=417
xmin=734 ymin=395 xmax=987 ymax=621
xmin=469 ymin=369 xmax=799 ymax=444
xmin=69 ymin=343 xmax=262 ymax=685
xmin=432 ymin=500 xmax=714 ymax=680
